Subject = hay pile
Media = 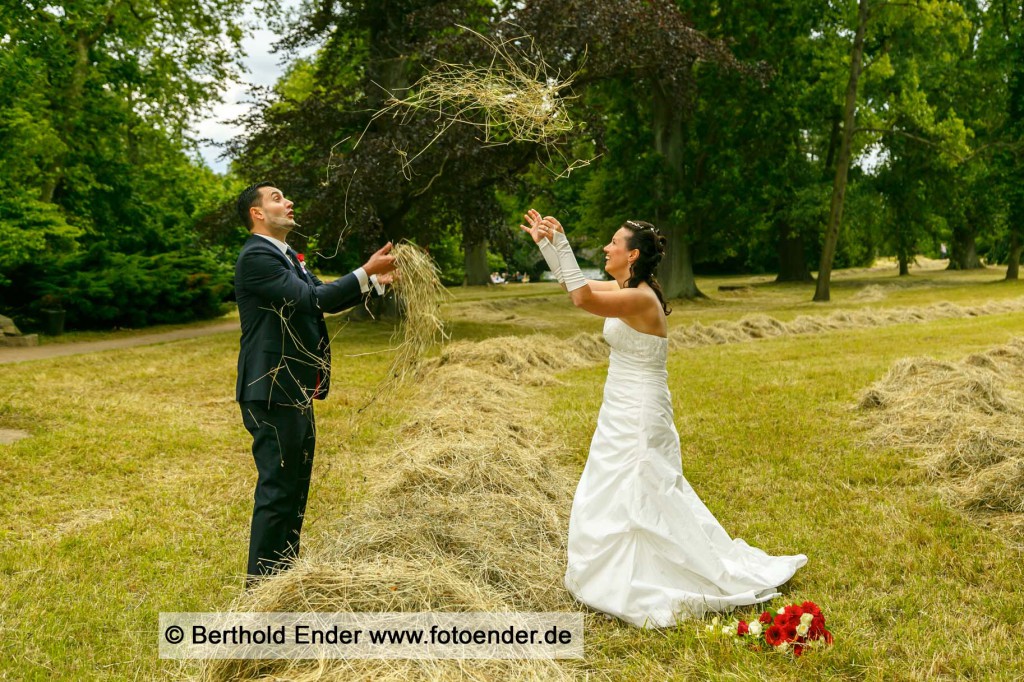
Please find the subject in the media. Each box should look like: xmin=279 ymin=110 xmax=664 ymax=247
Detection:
xmin=197 ymin=334 xmax=609 ymax=682
xmin=856 ymin=338 xmax=1024 ymax=531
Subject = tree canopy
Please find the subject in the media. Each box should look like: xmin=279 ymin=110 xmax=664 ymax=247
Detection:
xmin=3 ymin=0 xmax=1022 ymax=329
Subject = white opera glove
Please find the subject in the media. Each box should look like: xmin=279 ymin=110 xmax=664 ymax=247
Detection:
xmin=550 ymin=229 xmax=587 ymax=292
xmin=536 ymin=238 xmax=563 ymax=284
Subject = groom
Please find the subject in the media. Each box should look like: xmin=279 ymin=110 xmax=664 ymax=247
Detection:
xmin=234 ymin=182 xmax=397 ymax=585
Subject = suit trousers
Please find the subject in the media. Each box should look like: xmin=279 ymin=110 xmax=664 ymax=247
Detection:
xmin=240 ymin=401 xmax=316 ymax=582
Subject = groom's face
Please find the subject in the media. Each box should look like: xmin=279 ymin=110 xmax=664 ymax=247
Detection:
xmin=254 ymin=186 xmax=297 ymax=232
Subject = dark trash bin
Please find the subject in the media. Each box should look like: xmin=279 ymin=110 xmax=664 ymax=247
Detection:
xmin=41 ymin=309 xmax=66 ymax=336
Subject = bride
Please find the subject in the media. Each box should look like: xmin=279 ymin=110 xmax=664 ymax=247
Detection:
xmin=520 ymin=210 xmax=806 ymax=628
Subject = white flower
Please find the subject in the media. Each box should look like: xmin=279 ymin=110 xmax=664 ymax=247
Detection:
xmin=800 ymin=613 xmax=814 ymax=626
xmin=796 ymin=623 xmax=810 ymax=637
xmin=722 ymin=626 xmax=734 ymax=636
xmin=748 ymin=621 xmax=763 ymax=636
xmin=777 ymin=641 xmax=790 ymax=653
xmin=777 ymin=607 xmax=787 ymax=615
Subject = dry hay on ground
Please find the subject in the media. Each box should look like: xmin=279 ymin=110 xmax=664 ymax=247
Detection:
xmin=851 ymin=284 xmax=887 ymax=302
xmin=665 ymin=297 xmax=1024 ymax=350
xmin=446 ymin=296 xmax=565 ymax=329
xmin=195 ymin=335 xmax=608 ymax=682
xmin=448 ymin=295 xmax=1024 ymax=358
xmin=856 ymin=338 xmax=1024 ymax=534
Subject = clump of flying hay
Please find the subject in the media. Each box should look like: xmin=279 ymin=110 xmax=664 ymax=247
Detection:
xmin=194 ymin=334 xmax=613 ymax=682
xmin=368 ymin=26 xmax=590 ymax=179
xmin=856 ymin=338 xmax=1024 ymax=535
xmin=361 ymin=242 xmax=449 ymax=411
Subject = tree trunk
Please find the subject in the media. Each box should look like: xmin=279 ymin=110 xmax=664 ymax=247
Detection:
xmin=1006 ymin=231 xmax=1022 ymax=280
xmin=947 ymin=222 xmax=984 ymax=270
xmin=775 ymin=219 xmax=813 ymax=282
xmin=898 ymin=254 xmax=910 ymax=276
xmin=464 ymin=238 xmax=490 ymax=286
xmin=652 ymin=83 xmax=702 ymax=299
xmin=660 ymin=236 xmax=702 ymax=299
xmin=40 ymin=30 xmax=94 ymax=203
xmin=814 ymin=0 xmax=869 ymax=302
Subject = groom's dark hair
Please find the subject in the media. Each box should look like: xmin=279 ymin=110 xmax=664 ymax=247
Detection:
xmin=237 ymin=181 xmax=275 ymax=231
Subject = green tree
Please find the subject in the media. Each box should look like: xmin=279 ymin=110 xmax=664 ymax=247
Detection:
xmin=0 ymin=0 xmax=252 ymax=326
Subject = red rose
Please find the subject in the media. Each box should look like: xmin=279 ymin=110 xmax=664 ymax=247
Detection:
xmin=759 ymin=611 xmax=773 ymax=625
xmin=296 ymin=253 xmax=305 ymax=262
xmin=801 ymin=601 xmax=821 ymax=616
xmin=737 ymin=620 xmax=749 ymax=636
xmin=793 ymin=643 xmax=804 ymax=657
xmin=809 ymin=616 xmax=827 ymax=640
xmin=765 ymin=625 xmax=785 ymax=647
xmin=775 ymin=605 xmax=801 ymax=623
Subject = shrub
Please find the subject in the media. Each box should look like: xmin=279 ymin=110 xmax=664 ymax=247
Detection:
xmin=25 ymin=246 xmax=233 ymax=330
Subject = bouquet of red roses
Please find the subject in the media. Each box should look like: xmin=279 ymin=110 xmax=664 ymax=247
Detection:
xmin=708 ymin=601 xmax=833 ymax=657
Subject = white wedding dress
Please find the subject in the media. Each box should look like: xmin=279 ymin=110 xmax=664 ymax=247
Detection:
xmin=564 ymin=317 xmax=807 ymax=628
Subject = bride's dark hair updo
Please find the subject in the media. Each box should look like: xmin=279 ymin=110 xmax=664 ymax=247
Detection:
xmin=623 ymin=220 xmax=671 ymax=316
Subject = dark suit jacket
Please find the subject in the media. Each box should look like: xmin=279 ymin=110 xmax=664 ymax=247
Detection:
xmin=234 ymin=235 xmax=366 ymax=404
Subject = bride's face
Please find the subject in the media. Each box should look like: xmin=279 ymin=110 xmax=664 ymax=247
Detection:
xmin=603 ymin=227 xmax=638 ymax=280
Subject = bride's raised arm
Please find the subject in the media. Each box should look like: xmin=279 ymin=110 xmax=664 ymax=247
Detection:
xmin=519 ymin=209 xmax=618 ymax=293
xmin=520 ymin=210 xmax=660 ymax=320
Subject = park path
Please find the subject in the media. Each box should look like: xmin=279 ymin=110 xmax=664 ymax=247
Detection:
xmin=0 ymin=320 xmax=240 ymax=365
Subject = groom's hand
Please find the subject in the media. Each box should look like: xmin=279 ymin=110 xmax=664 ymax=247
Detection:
xmin=363 ymin=242 xmax=397 ymax=277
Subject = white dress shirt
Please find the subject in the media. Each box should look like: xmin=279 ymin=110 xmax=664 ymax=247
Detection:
xmin=254 ymin=233 xmax=383 ymax=295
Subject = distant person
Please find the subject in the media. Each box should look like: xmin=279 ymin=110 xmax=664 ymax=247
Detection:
xmin=490 ymin=271 xmax=505 ymax=284
xmin=234 ymin=182 xmax=397 ymax=586
xmin=519 ymin=208 xmax=805 ymax=627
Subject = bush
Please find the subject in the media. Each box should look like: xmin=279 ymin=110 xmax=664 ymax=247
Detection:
xmin=21 ymin=246 xmax=233 ymax=330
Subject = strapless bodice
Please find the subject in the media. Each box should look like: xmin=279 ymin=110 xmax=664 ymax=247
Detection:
xmin=603 ymin=317 xmax=668 ymax=371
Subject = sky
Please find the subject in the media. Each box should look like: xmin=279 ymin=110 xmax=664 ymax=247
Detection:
xmin=192 ymin=2 xmax=309 ymax=174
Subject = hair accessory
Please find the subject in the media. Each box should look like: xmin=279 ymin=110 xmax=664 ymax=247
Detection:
xmin=626 ymin=220 xmax=659 ymax=235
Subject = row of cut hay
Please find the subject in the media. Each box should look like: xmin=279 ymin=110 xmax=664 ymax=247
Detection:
xmin=850 ymin=284 xmax=887 ymax=302
xmin=194 ymin=335 xmax=606 ymax=681
xmin=856 ymin=338 xmax=1024 ymax=529
xmin=665 ymin=297 xmax=1024 ymax=350
xmin=449 ymin=296 xmax=1024 ymax=355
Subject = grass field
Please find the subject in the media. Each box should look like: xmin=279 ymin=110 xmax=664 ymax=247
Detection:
xmin=1 ymin=262 xmax=1023 ymax=680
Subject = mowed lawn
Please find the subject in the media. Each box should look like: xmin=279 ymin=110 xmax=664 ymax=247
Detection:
xmin=1 ymin=264 xmax=1023 ymax=680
